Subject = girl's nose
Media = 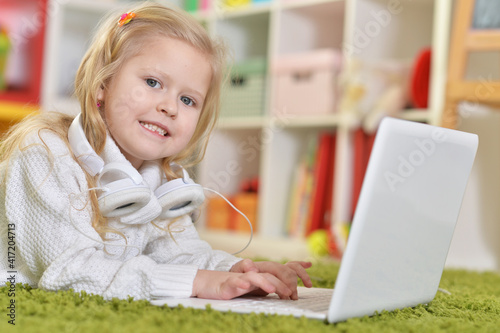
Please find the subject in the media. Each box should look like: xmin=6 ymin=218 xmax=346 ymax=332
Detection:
xmin=158 ymin=97 xmax=178 ymax=118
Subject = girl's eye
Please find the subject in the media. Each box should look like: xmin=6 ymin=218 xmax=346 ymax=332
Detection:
xmin=146 ymin=78 xmax=160 ymax=88
xmin=180 ymin=96 xmax=194 ymax=106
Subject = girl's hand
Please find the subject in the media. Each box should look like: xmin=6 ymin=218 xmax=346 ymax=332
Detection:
xmin=230 ymin=259 xmax=313 ymax=300
xmin=192 ymin=269 xmax=295 ymax=300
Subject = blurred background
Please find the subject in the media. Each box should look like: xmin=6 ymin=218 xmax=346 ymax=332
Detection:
xmin=1 ymin=0 xmax=499 ymax=271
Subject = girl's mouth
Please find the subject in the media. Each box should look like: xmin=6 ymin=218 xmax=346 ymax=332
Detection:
xmin=140 ymin=121 xmax=168 ymax=137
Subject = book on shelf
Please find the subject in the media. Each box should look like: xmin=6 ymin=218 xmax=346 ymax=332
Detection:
xmin=305 ymin=133 xmax=336 ymax=235
xmin=330 ymin=128 xmax=376 ymax=256
xmin=205 ymin=196 xmax=231 ymax=230
xmin=186 ymin=0 xmax=271 ymax=13
xmin=286 ymin=132 xmax=337 ymax=241
xmin=351 ymin=128 xmax=376 ymax=218
xmin=204 ymin=177 xmax=258 ymax=234
xmin=184 ymin=0 xmax=211 ymax=12
xmin=286 ymin=135 xmax=318 ymax=237
xmin=231 ymin=192 xmax=258 ymax=233
xmin=319 ymin=133 xmax=337 ymax=232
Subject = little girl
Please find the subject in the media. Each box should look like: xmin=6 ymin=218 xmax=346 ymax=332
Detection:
xmin=0 ymin=2 xmax=312 ymax=301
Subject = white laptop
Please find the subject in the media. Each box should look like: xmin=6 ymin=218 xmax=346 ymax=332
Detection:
xmin=151 ymin=117 xmax=479 ymax=323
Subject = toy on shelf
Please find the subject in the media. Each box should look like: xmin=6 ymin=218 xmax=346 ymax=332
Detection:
xmin=409 ymin=48 xmax=432 ymax=109
xmin=338 ymin=58 xmax=411 ymax=133
xmin=0 ymin=26 xmax=11 ymax=91
xmin=306 ymin=229 xmax=341 ymax=259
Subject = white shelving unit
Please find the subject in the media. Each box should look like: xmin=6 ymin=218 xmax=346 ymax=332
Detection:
xmin=201 ymin=0 xmax=453 ymax=259
xmin=41 ymin=0 xmax=452 ymax=260
xmin=333 ymin=0 xmax=453 ymax=234
xmin=198 ymin=0 xmax=347 ymax=259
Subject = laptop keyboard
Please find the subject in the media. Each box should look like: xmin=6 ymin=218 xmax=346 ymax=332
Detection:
xmin=214 ymin=287 xmax=333 ymax=317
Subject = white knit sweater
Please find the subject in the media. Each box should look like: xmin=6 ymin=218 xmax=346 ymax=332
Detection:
xmin=0 ymin=128 xmax=241 ymax=300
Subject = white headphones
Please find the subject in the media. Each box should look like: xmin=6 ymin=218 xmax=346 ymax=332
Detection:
xmin=67 ymin=113 xmax=205 ymax=220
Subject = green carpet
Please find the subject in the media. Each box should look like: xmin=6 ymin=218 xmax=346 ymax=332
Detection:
xmin=1 ymin=261 xmax=500 ymax=332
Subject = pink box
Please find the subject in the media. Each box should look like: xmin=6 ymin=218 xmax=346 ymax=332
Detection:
xmin=271 ymin=49 xmax=342 ymax=117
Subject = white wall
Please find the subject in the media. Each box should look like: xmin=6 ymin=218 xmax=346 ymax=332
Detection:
xmin=446 ymin=104 xmax=500 ymax=271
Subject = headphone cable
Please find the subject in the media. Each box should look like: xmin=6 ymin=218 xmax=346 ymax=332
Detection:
xmin=202 ymin=187 xmax=254 ymax=255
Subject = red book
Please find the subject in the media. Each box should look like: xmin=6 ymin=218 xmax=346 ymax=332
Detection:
xmin=351 ymin=129 xmax=366 ymax=217
xmin=351 ymin=129 xmax=377 ymax=217
xmin=322 ymin=133 xmax=337 ymax=230
xmin=306 ymin=133 xmax=334 ymax=235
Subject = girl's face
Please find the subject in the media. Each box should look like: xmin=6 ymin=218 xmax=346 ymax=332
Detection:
xmin=98 ymin=36 xmax=212 ymax=169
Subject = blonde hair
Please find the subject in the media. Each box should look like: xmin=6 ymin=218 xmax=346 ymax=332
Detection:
xmin=76 ymin=1 xmax=226 ymax=175
xmin=1 ymin=2 xmax=228 ymax=240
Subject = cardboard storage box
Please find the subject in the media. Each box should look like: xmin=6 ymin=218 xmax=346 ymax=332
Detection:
xmin=272 ymin=49 xmax=342 ymax=117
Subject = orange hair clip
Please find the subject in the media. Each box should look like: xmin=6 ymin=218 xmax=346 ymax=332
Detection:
xmin=118 ymin=12 xmax=136 ymax=27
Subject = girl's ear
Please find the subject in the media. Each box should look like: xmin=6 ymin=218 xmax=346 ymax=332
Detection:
xmin=96 ymin=85 xmax=105 ymax=101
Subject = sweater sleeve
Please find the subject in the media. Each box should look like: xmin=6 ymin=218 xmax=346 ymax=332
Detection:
xmin=143 ymin=216 xmax=243 ymax=272
xmin=3 ymin=132 xmax=198 ymax=300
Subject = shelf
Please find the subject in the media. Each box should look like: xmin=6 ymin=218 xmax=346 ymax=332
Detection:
xmin=0 ymin=89 xmax=38 ymax=104
xmin=217 ymin=114 xmax=340 ymax=129
xmin=279 ymin=114 xmax=340 ymax=128
xmin=0 ymin=101 xmax=38 ymax=122
xmin=189 ymin=9 xmax=213 ymax=22
xmin=0 ymin=0 xmax=48 ymax=110
xmin=215 ymin=10 xmax=270 ymax=62
xmin=350 ymin=0 xmax=434 ymax=61
xmin=215 ymin=2 xmax=273 ymax=19
xmin=199 ymin=229 xmax=311 ymax=261
xmin=400 ymin=109 xmax=431 ymax=122
xmin=277 ymin=0 xmax=345 ymax=54
xmin=40 ymin=0 xmax=449 ymax=261
xmin=280 ymin=0 xmax=343 ymax=10
xmin=217 ymin=116 xmax=267 ymax=129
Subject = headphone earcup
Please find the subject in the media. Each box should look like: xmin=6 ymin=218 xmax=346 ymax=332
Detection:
xmin=97 ymin=162 xmax=153 ymax=218
xmin=155 ymin=179 xmax=205 ymax=219
xmin=98 ymin=182 xmax=152 ymax=218
xmin=69 ymin=114 xmax=159 ymax=220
